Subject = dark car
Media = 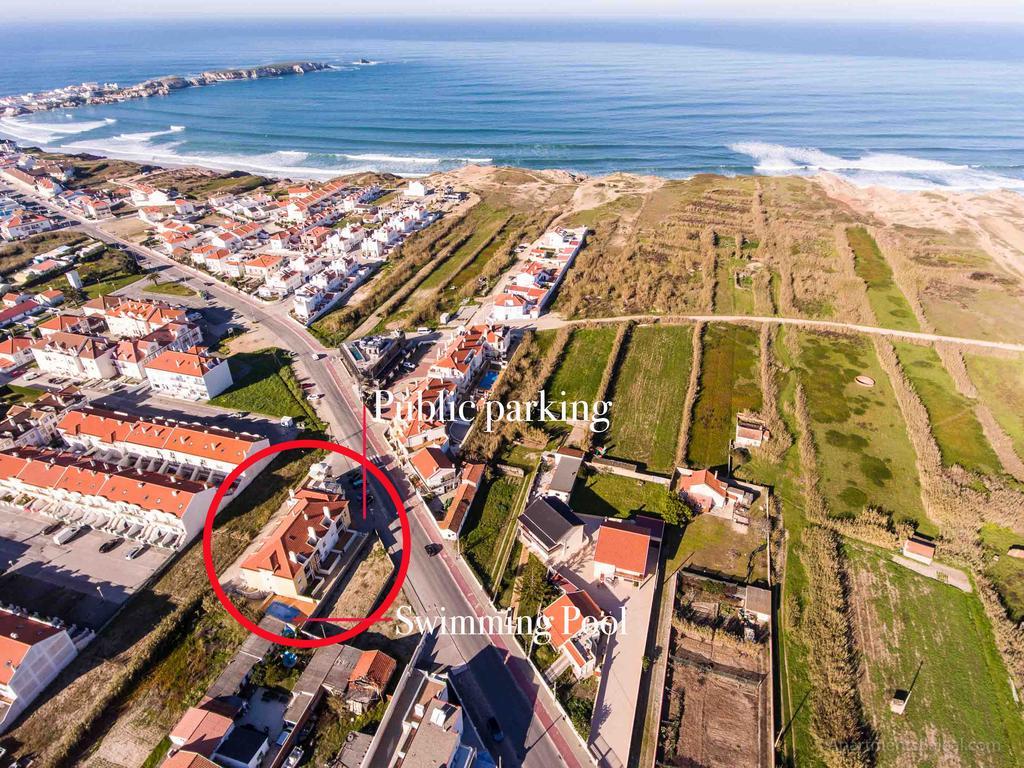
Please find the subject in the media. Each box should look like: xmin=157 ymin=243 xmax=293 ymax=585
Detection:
xmin=424 ymin=543 xmax=443 ymax=557
xmin=99 ymin=538 xmax=124 ymax=553
xmin=487 ymin=716 xmax=504 ymax=743
xmin=42 ymin=521 xmax=63 ymax=536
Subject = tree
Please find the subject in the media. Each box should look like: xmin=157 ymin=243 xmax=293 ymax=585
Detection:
xmin=662 ymin=489 xmax=692 ymax=527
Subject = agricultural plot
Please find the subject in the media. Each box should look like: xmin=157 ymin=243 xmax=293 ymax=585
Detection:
xmin=459 ymin=473 xmax=527 ymax=590
xmin=688 ymin=323 xmax=762 ymax=469
xmin=796 ymin=331 xmax=926 ymax=529
xmin=713 ymin=236 xmax=758 ymax=315
xmin=604 ymin=324 xmax=693 ymax=473
xmin=546 ymin=326 xmax=617 ymax=406
xmin=980 ymin=523 xmax=1024 ymax=623
xmin=676 ymin=503 xmax=769 ymax=584
xmin=848 ymin=226 xmax=920 ymax=332
xmin=847 ymin=543 xmax=1024 ymax=767
xmin=966 ymin=353 xmax=1024 ymax=462
xmin=922 ymin=278 xmax=1024 ymax=344
xmin=894 ymin=342 xmax=1001 ymax=476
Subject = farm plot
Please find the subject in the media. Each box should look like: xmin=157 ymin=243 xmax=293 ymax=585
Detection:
xmin=965 ymin=353 xmax=1024 ymax=462
xmin=847 ymin=543 xmax=1024 ymax=767
xmin=894 ymin=342 xmax=1001 ymax=477
xmin=459 ymin=473 xmax=528 ymax=591
xmin=605 ymin=324 xmax=693 ymax=474
xmin=546 ymin=326 xmax=617 ymax=407
xmin=796 ymin=331 xmax=926 ymax=529
xmin=688 ymin=323 xmax=762 ymax=469
xmin=848 ymin=226 xmax=920 ymax=332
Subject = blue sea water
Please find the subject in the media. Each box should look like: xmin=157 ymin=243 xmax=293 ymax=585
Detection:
xmin=1 ymin=18 xmax=1023 ymax=189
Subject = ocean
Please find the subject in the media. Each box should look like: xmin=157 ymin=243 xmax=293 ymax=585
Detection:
xmin=1 ymin=18 xmax=1023 ymax=189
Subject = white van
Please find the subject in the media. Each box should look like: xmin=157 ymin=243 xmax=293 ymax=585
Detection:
xmin=53 ymin=525 xmax=83 ymax=545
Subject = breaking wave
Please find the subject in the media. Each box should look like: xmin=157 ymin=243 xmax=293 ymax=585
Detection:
xmin=730 ymin=141 xmax=1024 ymax=191
xmin=0 ymin=116 xmax=116 ymax=144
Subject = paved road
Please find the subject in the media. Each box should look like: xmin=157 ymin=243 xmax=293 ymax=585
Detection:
xmin=25 ymin=196 xmax=591 ymax=768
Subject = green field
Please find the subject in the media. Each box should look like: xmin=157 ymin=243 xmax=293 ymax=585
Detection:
xmin=848 ymin=226 xmax=920 ymax=332
xmin=460 ymin=474 xmax=526 ymax=589
xmin=797 ymin=331 xmax=927 ymax=529
xmin=143 ymin=279 xmax=196 ymax=297
xmin=570 ymin=470 xmax=672 ymax=519
xmin=966 ymin=354 xmax=1024 ymax=460
xmin=980 ymin=523 xmax=1024 ymax=623
xmin=847 ymin=543 xmax=1024 ymax=767
xmin=688 ymin=323 xmax=762 ymax=468
xmin=676 ymin=512 xmax=768 ymax=584
xmin=894 ymin=342 xmax=1001 ymax=476
xmin=546 ymin=326 xmax=617 ymax=406
xmin=210 ymin=348 xmax=320 ymax=425
xmin=606 ymin=324 xmax=692 ymax=473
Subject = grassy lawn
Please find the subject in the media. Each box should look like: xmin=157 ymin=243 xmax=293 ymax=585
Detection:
xmin=2 ymin=384 xmax=44 ymax=408
xmin=210 ymin=348 xmax=321 ymax=424
xmin=965 ymin=353 xmax=1024 ymax=461
xmin=83 ymin=273 xmax=145 ymax=298
xmin=797 ymin=331 xmax=927 ymax=530
xmin=605 ymin=324 xmax=692 ymax=473
xmin=688 ymin=323 xmax=762 ymax=469
xmin=676 ymin=511 xmax=768 ymax=584
xmin=847 ymin=226 xmax=920 ymax=332
xmin=847 ymin=542 xmax=1024 ymax=767
xmin=460 ymin=474 xmax=526 ymax=590
xmin=894 ymin=342 xmax=1001 ymax=476
xmin=546 ymin=326 xmax=617 ymax=406
xmin=29 ymin=247 xmax=144 ymax=299
xmin=143 ymin=279 xmax=197 ymax=297
xmin=980 ymin=523 xmax=1024 ymax=622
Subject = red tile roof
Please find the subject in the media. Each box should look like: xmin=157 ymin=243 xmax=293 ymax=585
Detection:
xmin=542 ymin=589 xmax=602 ymax=649
xmin=0 ymin=608 xmax=63 ymax=685
xmin=594 ymin=519 xmax=650 ymax=576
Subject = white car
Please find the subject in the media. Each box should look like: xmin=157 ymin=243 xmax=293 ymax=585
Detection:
xmin=284 ymin=747 xmax=303 ymax=768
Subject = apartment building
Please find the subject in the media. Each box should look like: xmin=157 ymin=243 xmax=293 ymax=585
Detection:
xmin=145 ymin=348 xmax=233 ymax=400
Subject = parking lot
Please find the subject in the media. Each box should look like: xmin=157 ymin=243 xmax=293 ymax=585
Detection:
xmin=0 ymin=504 xmax=171 ymax=630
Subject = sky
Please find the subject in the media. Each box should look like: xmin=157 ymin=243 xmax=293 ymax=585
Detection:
xmin=10 ymin=0 xmax=1024 ymax=23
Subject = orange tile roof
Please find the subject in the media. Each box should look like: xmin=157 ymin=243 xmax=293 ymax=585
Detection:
xmin=161 ymin=751 xmax=220 ymax=768
xmin=678 ymin=469 xmax=727 ymax=498
xmin=0 ymin=608 xmax=63 ymax=685
xmin=410 ymin=446 xmax=453 ymax=481
xmin=169 ymin=706 xmax=234 ymax=757
xmin=145 ymin=348 xmax=224 ymax=378
xmin=57 ymin=406 xmax=263 ymax=465
xmin=32 ymin=331 xmax=114 ymax=359
xmin=350 ymin=649 xmax=397 ymax=690
xmin=240 ymin=488 xmax=347 ymax=579
xmin=542 ymin=589 xmax=602 ymax=649
xmin=594 ymin=520 xmax=650 ymax=576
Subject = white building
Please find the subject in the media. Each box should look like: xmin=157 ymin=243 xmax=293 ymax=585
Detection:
xmin=30 ymin=332 xmax=117 ymax=380
xmin=0 ymin=607 xmax=79 ymax=734
xmin=145 ymin=348 xmax=233 ymax=400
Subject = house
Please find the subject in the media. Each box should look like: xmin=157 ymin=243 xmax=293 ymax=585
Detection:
xmin=0 ymin=335 xmax=33 ymax=371
xmin=392 ymin=671 xmax=476 ymax=768
xmin=0 ymin=606 xmax=79 ymax=734
xmin=541 ymin=588 xmax=605 ymax=679
xmin=37 ymin=312 xmax=106 ymax=337
xmin=346 ymin=649 xmax=397 ymax=715
xmin=0 ymin=387 xmax=85 ymax=450
xmin=57 ymin=405 xmax=272 ymax=493
xmin=490 ymin=292 xmax=532 ymax=322
xmin=593 ymin=519 xmax=652 ymax=585
xmin=546 ymin=447 xmax=584 ymax=503
xmin=212 ymin=725 xmax=269 ymax=768
xmin=409 ymin=445 xmax=457 ymax=493
xmin=518 ymin=496 xmax=584 ymax=563
xmin=169 ymin=702 xmax=235 ymax=757
xmin=145 ymin=348 xmax=233 ymax=400
xmin=241 ymin=253 xmax=282 ymax=281
xmin=161 ymin=751 xmax=219 ymax=768
xmin=436 ymin=463 xmax=484 ymax=540
xmin=30 ymin=331 xmax=117 ymax=379
xmin=0 ymin=300 xmax=41 ymax=329
xmin=404 ymin=180 xmax=431 ymax=198
xmin=174 ymin=198 xmax=196 ymax=216
xmin=1 ymin=213 xmax=51 ymax=240
xmin=677 ymin=468 xmax=729 ymax=512
xmin=240 ymin=487 xmax=351 ymax=600
xmin=37 ymin=288 xmax=64 ymax=307
xmin=735 ymin=413 xmax=770 ymax=449
xmin=902 ymin=537 xmax=936 ymax=565
xmin=0 ymin=446 xmax=219 ymax=546
xmin=743 ymin=585 xmax=772 ymax=624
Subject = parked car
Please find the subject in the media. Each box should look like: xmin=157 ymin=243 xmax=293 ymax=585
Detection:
xmin=283 ymin=746 xmax=303 ymax=768
xmin=42 ymin=521 xmax=63 ymax=536
xmin=125 ymin=544 xmax=147 ymax=560
xmin=53 ymin=526 xmax=84 ymax=545
xmin=424 ymin=543 xmax=443 ymax=557
xmin=99 ymin=537 xmax=123 ymax=553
